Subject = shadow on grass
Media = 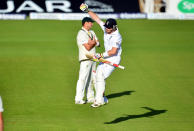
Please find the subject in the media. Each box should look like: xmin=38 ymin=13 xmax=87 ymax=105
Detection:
xmin=106 ymin=91 xmax=135 ymax=99
xmin=104 ymin=107 xmax=167 ymax=124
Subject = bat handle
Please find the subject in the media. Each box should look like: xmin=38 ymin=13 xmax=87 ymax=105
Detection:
xmin=113 ymin=64 xmax=125 ymax=70
xmin=118 ymin=65 xmax=125 ymax=70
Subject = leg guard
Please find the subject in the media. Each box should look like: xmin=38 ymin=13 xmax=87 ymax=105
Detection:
xmin=95 ymin=67 xmax=105 ymax=104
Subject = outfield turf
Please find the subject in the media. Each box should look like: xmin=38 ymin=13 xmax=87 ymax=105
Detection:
xmin=0 ymin=19 xmax=194 ymax=130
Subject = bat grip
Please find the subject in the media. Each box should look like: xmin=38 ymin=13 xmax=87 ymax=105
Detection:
xmin=118 ymin=65 xmax=125 ymax=70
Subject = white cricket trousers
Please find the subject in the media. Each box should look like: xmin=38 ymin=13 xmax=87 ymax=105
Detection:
xmin=75 ymin=61 xmax=96 ymax=102
xmin=95 ymin=56 xmax=121 ymax=104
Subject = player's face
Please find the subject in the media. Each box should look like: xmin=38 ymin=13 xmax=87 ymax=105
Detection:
xmin=105 ymin=28 xmax=113 ymax=34
xmin=86 ymin=22 xmax=93 ymax=29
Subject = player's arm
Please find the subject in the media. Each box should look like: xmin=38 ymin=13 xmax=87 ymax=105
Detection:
xmin=88 ymin=11 xmax=101 ymax=25
xmin=95 ymin=38 xmax=121 ymax=59
xmin=107 ymin=47 xmax=118 ymax=56
xmin=105 ymin=37 xmax=122 ymax=57
xmin=83 ymin=36 xmax=97 ymax=51
xmin=95 ymin=47 xmax=118 ymax=59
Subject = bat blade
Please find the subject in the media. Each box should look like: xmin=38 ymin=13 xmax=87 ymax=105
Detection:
xmin=85 ymin=53 xmax=125 ymax=70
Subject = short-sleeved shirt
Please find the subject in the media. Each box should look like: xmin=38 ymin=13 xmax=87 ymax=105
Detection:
xmin=77 ymin=27 xmax=98 ymax=61
xmin=0 ymin=96 xmax=3 ymax=112
xmin=99 ymin=21 xmax=122 ymax=57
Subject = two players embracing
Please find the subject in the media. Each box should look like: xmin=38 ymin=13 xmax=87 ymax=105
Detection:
xmin=75 ymin=3 xmax=123 ymax=108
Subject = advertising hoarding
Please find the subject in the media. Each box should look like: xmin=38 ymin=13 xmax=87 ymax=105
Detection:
xmin=167 ymin=0 xmax=194 ymax=14
xmin=0 ymin=0 xmax=140 ymax=14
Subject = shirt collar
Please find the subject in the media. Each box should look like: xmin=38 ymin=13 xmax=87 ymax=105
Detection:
xmin=82 ymin=27 xmax=89 ymax=33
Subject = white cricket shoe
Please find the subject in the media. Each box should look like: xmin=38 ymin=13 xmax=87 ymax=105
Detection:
xmin=91 ymin=103 xmax=102 ymax=108
xmin=75 ymin=100 xmax=86 ymax=104
xmin=91 ymin=97 xmax=109 ymax=108
xmin=91 ymin=102 xmax=105 ymax=108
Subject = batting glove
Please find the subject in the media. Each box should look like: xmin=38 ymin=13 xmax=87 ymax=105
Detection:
xmin=80 ymin=3 xmax=89 ymax=13
xmin=94 ymin=53 xmax=103 ymax=59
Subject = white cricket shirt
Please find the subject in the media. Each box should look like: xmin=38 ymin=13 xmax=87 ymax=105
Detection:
xmin=99 ymin=21 xmax=122 ymax=58
xmin=0 ymin=96 xmax=3 ymax=112
xmin=77 ymin=27 xmax=98 ymax=61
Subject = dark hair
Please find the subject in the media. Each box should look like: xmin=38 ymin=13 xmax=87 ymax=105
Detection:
xmin=82 ymin=17 xmax=94 ymax=25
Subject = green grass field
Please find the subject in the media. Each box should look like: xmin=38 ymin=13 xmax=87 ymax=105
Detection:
xmin=0 ymin=19 xmax=194 ymax=130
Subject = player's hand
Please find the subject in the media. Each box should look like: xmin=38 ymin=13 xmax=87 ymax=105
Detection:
xmin=88 ymin=36 xmax=96 ymax=45
xmin=95 ymin=40 xmax=100 ymax=47
xmin=80 ymin=3 xmax=89 ymax=13
xmin=94 ymin=53 xmax=103 ymax=59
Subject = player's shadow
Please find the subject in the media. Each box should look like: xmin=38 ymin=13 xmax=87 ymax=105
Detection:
xmin=106 ymin=91 xmax=135 ymax=99
xmin=104 ymin=107 xmax=167 ymax=124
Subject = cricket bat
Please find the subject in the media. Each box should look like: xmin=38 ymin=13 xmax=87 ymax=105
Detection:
xmin=86 ymin=54 xmax=125 ymax=70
